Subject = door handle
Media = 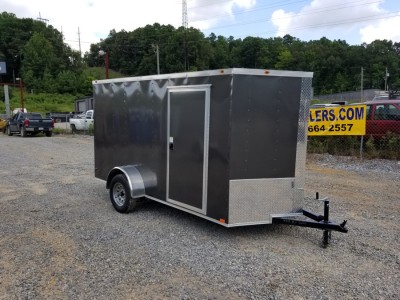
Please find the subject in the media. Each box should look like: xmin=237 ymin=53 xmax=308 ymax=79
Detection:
xmin=169 ymin=137 xmax=174 ymax=150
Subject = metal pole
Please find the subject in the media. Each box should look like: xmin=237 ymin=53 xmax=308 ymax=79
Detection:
xmin=360 ymin=67 xmax=363 ymax=101
xmin=384 ymin=67 xmax=388 ymax=91
xmin=156 ymin=44 xmax=160 ymax=75
xmin=19 ymin=79 xmax=24 ymax=111
xmin=105 ymin=52 xmax=109 ymax=79
xmin=4 ymin=85 xmax=10 ymax=118
xmin=360 ymin=67 xmax=364 ymax=160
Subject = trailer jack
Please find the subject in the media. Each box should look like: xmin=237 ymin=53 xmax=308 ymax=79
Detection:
xmin=272 ymin=193 xmax=348 ymax=247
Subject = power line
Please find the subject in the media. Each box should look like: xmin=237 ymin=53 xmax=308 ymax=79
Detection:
xmin=190 ymin=0 xmax=382 ymax=23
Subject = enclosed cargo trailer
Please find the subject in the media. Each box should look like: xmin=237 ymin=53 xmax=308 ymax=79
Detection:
xmin=93 ymin=69 xmax=347 ymax=242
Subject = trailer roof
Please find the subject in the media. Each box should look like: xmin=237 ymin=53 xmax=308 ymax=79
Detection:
xmin=93 ymin=68 xmax=313 ymax=85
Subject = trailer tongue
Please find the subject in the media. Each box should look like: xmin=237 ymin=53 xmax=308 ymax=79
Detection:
xmin=272 ymin=193 xmax=348 ymax=247
xmin=93 ymin=68 xmax=347 ymax=247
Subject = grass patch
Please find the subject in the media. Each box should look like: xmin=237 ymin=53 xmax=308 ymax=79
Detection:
xmin=308 ymin=133 xmax=400 ymax=160
xmin=0 ymin=89 xmax=76 ymax=115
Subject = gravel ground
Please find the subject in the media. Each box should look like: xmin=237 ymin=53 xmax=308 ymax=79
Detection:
xmin=0 ymin=134 xmax=398 ymax=299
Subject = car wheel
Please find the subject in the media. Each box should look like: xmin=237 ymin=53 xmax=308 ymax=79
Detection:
xmin=21 ymin=126 xmax=27 ymax=137
xmin=7 ymin=126 xmax=13 ymax=136
xmin=70 ymin=124 xmax=77 ymax=133
xmin=109 ymin=174 xmax=136 ymax=213
xmin=46 ymin=131 xmax=52 ymax=137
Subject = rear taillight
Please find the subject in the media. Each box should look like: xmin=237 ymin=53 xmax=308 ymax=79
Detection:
xmin=51 ymin=119 xmax=55 ymax=127
xmin=24 ymin=119 xmax=29 ymax=127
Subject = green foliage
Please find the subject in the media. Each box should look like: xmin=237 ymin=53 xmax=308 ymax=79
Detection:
xmin=52 ymin=127 xmax=70 ymax=135
xmin=308 ymin=134 xmax=400 ymax=160
xmin=22 ymin=32 xmax=56 ymax=80
xmin=88 ymin=123 xmax=94 ymax=136
xmin=364 ymin=136 xmax=378 ymax=157
xmin=0 ymin=88 xmax=75 ymax=114
xmin=307 ymin=136 xmax=329 ymax=154
xmin=308 ymin=136 xmax=360 ymax=156
xmin=377 ymin=133 xmax=400 ymax=159
xmin=329 ymin=136 xmax=360 ymax=156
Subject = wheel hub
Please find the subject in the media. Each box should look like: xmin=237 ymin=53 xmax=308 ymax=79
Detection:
xmin=113 ymin=182 xmax=126 ymax=206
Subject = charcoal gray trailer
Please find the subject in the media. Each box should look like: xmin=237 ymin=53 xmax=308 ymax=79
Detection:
xmin=93 ymin=68 xmax=347 ymax=245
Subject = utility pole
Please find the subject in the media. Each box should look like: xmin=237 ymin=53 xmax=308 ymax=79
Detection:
xmin=99 ymin=50 xmax=109 ymax=79
xmin=384 ymin=67 xmax=389 ymax=91
xmin=360 ymin=67 xmax=364 ymax=101
xmin=4 ymin=85 xmax=10 ymax=118
xmin=182 ymin=0 xmax=188 ymax=71
xmin=155 ymin=45 xmax=160 ymax=75
xmin=152 ymin=44 xmax=160 ymax=74
xmin=16 ymin=78 xmax=24 ymax=111
xmin=78 ymin=27 xmax=82 ymax=56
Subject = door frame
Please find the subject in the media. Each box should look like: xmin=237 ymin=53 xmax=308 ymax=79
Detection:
xmin=166 ymin=84 xmax=211 ymax=214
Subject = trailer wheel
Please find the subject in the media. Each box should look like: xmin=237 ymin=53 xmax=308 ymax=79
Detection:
xmin=109 ymin=174 xmax=136 ymax=213
xmin=21 ymin=126 xmax=27 ymax=137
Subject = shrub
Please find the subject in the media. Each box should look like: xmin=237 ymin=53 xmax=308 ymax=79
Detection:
xmin=88 ymin=123 xmax=94 ymax=136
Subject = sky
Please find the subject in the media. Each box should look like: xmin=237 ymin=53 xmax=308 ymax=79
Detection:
xmin=2 ymin=0 xmax=400 ymax=54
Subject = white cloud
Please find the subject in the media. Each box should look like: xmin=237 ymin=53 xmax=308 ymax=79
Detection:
xmin=189 ymin=0 xmax=256 ymax=30
xmin=2 ymin=0 xmax=183 ymax=53
xmin=2 ymin=0 xmax=256 ymax=54
xmin=271 ymin=0 xmax=391 ymax=43
xmin=360 ymin=13 xmax=400 ymax=43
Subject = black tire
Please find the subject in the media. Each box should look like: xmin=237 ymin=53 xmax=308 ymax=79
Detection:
xmin=21 ymin=126 xmax=27 ymax=137
xmin=109 ymin=174 xmax=136 ymax=213
xmin=70 ymin=124 xmax=77 ymax=133
xmin=6 ymin=126 xmax=13 ymax=136
xmin=45 ymin=131 xmax=52 ymax=137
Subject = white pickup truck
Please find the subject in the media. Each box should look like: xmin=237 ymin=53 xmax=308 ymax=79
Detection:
xmin=69 ymin=110 xmax=94 ymax=132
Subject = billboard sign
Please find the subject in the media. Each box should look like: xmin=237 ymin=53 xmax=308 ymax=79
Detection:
xmin=308 ymin=105 xmax=366 ymax=136
xmin=0 ymin=61 xmax=6 ymax=74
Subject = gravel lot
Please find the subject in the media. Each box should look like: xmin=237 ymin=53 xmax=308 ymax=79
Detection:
xmin=0 ymin=134 xmax=398 ymax=299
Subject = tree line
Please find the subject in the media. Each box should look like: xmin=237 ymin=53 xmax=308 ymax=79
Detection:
xmin=0 ymin=12 xmax=89 ymax=95
xmin=1 ymin=11 xmax=400 ymax=97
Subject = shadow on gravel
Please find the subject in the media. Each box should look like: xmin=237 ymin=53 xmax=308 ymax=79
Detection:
xmin=133 ymin=199 xmax=305 ymax=242
xmin=6 ymin=134 xmax=49 ymax=138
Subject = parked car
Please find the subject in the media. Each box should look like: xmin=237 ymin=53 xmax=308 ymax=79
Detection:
xmin=365 ymin=100 xmax=400 ymax=138
xmin=5 ymin=112 xmax=54 ymax=137
xmin=69 ymin=110 xmax=94 ymax=132
xmin=310 ymin=103 xmax=340 ymax=108
xmin=0 ymin=114 xmax=7 ymax=133
xmin=372 ymin=92 xmax=400 ymax=101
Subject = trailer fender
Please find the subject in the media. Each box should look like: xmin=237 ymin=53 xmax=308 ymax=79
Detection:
xmin=106 ymin=165 xmax=157 ymax=198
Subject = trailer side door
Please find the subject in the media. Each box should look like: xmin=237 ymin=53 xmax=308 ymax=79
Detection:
xmin=167 ymin=85 xmax=211 ymax=214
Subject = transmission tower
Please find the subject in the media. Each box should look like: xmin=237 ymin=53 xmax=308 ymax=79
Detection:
xmin=37 ymin=12 xmax=49 ymax=25
xmin=182 ymin=0 xmax=188 ymax=28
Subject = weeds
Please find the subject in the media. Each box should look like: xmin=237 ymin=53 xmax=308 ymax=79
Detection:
xmin=308 ymin=133 xmax=400 ymax=160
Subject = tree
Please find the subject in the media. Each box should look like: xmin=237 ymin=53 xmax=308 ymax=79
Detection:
xmin=20 ymin=32 xmax=61 ymax=92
